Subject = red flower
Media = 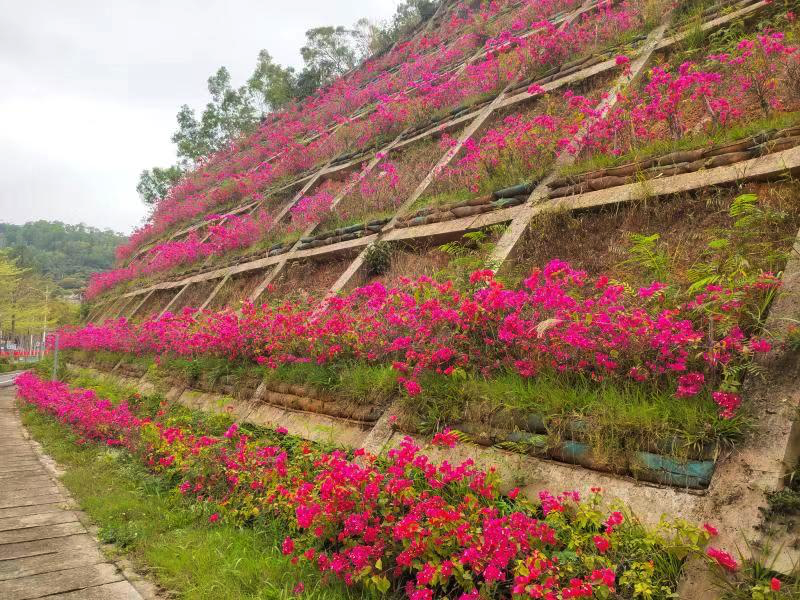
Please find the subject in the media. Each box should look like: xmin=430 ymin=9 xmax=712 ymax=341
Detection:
xmin=282 ymin=536 xmax=294 ymax=555
xmin=593 ymin=535 xmax=610 ymax=554
xmin=707 ymin=547 xmax=739 ymax=572
xmin=771 ymin=577 xmax=781 ymax=591
xmin=432 ymin=428 xmax=458 ymax=448
xmin=604 ymin=511 xmax=624 ymax=533
xmin=208 ymin=513 xmax=220 ymax=523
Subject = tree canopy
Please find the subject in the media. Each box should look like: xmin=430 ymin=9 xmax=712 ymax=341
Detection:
xmin=0 ymin=250 xmax=78 ymax=337
xmin=0 ymin=221 xmax=126 ymax=291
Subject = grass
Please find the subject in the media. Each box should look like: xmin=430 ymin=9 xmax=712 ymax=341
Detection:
xmin=0 ymin=360 xmax=37 ymax=373
xmin=561 ymin=111 xmax=800 ymax=178
xmin=412 ymin=162 xmax=549 ymax=212
xmin=404 ymin=370 xmax=745 ymax=461
xmin=65 ymin=352 xmax=399 ymax=408
xmin=19 ymin=385 xmax=370 ymax=600
xmin=262 ymin=361 xmax=398 ymax=406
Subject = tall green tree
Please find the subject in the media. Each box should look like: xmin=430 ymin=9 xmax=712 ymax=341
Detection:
xmin=136 ymin=165 xmax=184 ymax=206
xmin=248 ymin=50 xmax=298 ymax=115
xmin=300 ymin=26 xmax=364 ymax=85
xmin=137 ymin=1 xmax=443 ymax=203
xmin=0 ymin=251 xmax=75 ymax=337
xmin=368 ymin=0 xmax=440 ymax=54
xmin=172 ymin=67 xmax=259 ymax=165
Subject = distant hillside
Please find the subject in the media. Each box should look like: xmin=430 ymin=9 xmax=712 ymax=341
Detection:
xmin=0 ymin=221 xmax=127 ymax=291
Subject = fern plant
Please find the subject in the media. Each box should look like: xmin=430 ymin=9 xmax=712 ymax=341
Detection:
xmin=436 ymin=225 xmax=506 ymax=288
xmin=687 ymin=193 xmax=788 ymax=296
xmin=620 ymin=232 xmax=671 ymax=283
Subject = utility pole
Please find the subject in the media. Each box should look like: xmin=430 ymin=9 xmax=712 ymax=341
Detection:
xmin=51 ymin=333 xmax=59 ymax=381
xmin=41 ymin=285 xmax=49 ymax=360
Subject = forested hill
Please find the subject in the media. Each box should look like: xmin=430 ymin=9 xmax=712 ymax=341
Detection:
xmin=0 ymin=221 xmax=126 ymax=291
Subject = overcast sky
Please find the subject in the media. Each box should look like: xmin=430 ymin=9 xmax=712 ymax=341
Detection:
xmin=0 ymin=0 xmax=397 ymax=235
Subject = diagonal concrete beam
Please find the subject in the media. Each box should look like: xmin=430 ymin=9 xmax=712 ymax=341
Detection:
xmin=326 ymin=81 xmax=517 ymax=297
xmin=247 ymin=262 xmax=285 ymax=305
xmin=158 ymin=283 xmax=192 ymax=318
xmin=198 ymin=275 xmax=230 ymax=312
xmin=126 ymin=290 xmax=156 ymax=322
xmin=249 ymin=128 xmax=413 ymax=300
xmin=487 ymin=18 xmax=672 ymax=271
xmin=96 ymin=0 xmax=774 ymax=313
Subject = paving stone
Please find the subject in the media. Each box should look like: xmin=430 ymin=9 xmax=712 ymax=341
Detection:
xmin=0 ymin=563 xmax=124 ymax=600
xmin=47 ymin=581 xmax=144 ymax=599
xmin=0 ymin=521 xmax=86 ymax=544
xmin=0 ymin=533 xmax=93 ymax=561
xmin=0 ymin=468 xmax=51 ymax=479
xmin=0 ymin=494 xmax=65 ymax=509
xmin=0 ymin=477 xmax=56 ymax=493
xmin=0 ymin=502 xmax=66 ymax=519
xmin=0 ymin=509 xmax=79 ymax=532
xmin=0 ymin=537 xmax=103 ymax=581
xmin=0 ymin=387 xmax=145 ymax=599
xmin=0 ymin=486 xmax=63 ymax=502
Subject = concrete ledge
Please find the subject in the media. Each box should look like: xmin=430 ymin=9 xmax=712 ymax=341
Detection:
xmin=381 ymin=430 xmax=706 ymax=527
xmin=546 ymin=144 xmax=800 ymax=214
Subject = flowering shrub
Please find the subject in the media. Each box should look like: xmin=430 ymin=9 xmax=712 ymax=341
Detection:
xmin=579 ymin=31 xmax=799 ymax=156
xmin=88 ymin=212 xmax=274 ymax=299
xmin=69 ymin=260 xmax=777 ymax=419
xmin=112 ymin=0 xmax=646 ymax=264
xmin=106 ymin=25 xmax=799 ymax=294
xmin=99 ymin=11 xmax=800 ymax=301
xmin=17 ymin=372 xmax=736 ymax=599
xmin=290 ymin=190 xmax=335 ymax=230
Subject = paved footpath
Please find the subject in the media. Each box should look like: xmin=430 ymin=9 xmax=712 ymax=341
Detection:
xmin=0 ymin=380 xmax=144 ymax=599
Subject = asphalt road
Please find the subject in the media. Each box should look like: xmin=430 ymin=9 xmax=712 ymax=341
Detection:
xmin=0 ymin=371 xmax=24 ymax=387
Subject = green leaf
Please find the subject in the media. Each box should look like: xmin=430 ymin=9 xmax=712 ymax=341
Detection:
xmin=371 ymin=575 xmax=390 ymax=593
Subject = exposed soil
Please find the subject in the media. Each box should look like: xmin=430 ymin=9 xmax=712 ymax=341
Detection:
xmin=207 ymin=269 xmax=271 ymax=312
xmin=261 ymin=257 xmax=354 ymax=304
xmin=361 ymin=243 xmax=454 ymax=288
xmin=171 ymin=278 xmax=220 ymax=312
xmin=130 ymin=288 xmax=177 ymax=322
xmin=508 ymin=181 xmax=800 ymax=286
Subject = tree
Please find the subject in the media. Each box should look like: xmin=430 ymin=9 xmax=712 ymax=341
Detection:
xmin=172 ymin=67 xmax=259 ymax=165
xmin=247 ymin=50 xmax=298 ymax=115
xmin=138 ymin=2 xmax=443 ymax=199
xmin=0 ymin=221 xmax=125 ymax=290
xmin=0 ymin=252 xmax=75 ymax=338
xmin=205 ymin=67 xmax=259 ymax=143
xmin=136 ymin=165 xmax=184 ymax=206
xmin=0 ymin=251 xmax=25 ymax=309
xmin=300 ymin=26 xmax=364 ymax=85
xmin=171 ymin=104 xmax=210 ymax=165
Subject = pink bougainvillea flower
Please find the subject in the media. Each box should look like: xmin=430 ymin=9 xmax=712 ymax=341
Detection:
xmin=707 ymin=547 xmax=739 ymax=571
xmin=431 ymin=428 xmax=458 ymax=448
xmin=282 ymin=537 xmax=295 ymax=555
xmin=593 ymin=535 xmax=611 ymax=553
